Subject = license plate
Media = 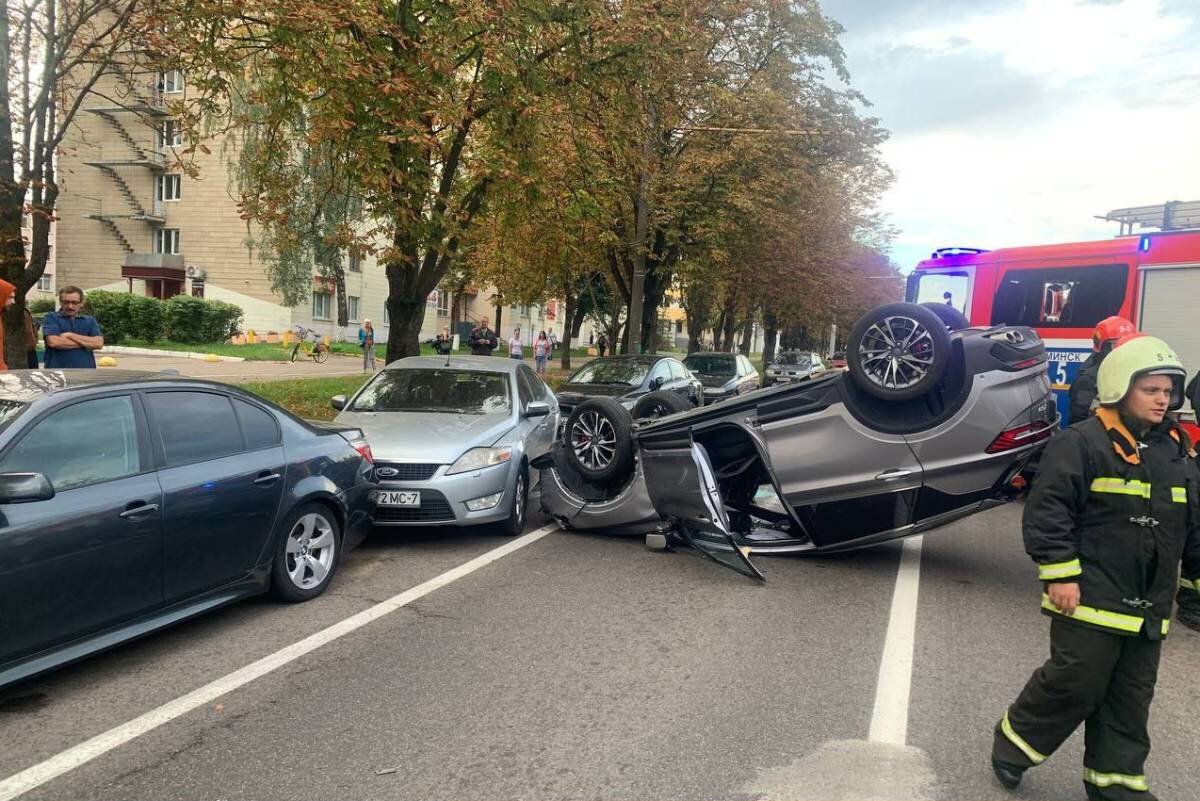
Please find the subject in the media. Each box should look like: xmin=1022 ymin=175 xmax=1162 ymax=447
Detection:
xmin=374 ymin=490 xmax=421 ymax=507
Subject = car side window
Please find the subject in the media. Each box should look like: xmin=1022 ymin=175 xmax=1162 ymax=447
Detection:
xmin=515 ymin=369 xmax=535 ymax=408
xmin=519 ymin=365 xmax=549 ymax=401
xmin=0 ymin=395 xmax=143 ymax=491
xmin=146 ymin=391 xmax=245 ymax=467
xmin=650 ymin=360 xmax=672 ymax=385
xmin=670 ymin=360 xmax=689 ymax=381
xmin=233 ymin=399 xmax=281 ymax=450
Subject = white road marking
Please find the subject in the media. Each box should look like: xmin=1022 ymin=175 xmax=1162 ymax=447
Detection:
xmin=0 ymin=523 xmax=558 ymax=801
xmin=868 ymin=535 xmax=924 ymax=746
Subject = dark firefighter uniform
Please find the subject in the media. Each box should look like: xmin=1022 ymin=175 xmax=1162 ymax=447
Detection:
xmin=1180 ymin=373 xmax=1200 ymax=630
xmin=1067 ymin=352 xmax=1102 ymax=425
xmin=993 ymin=403 xmax=1200 ymax=801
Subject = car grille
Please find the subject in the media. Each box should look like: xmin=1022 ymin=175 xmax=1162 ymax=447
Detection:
xmin=374 ymin=462 xmax=441 ymax=481
xmin=374 ymin=490 xmax=456 ymax=523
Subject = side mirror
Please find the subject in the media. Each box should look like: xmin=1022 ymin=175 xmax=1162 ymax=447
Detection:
xmin=524 ymin=401 xmax=551 ymax=418
xmin=650 ymin=376 xmax=665 ymax=390
xmin=330 ymin=394 xmax=347 ymax=411
xmin=0 ymin=472 xmax=55 ymax=504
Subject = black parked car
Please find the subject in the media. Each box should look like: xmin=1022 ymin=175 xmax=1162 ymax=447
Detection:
xmin=555 ymin=355 xmax=703 ymax=420
xmin=684 ymin=352 xmax=760 ymax=403
xmin=0 ymin=371 xmax=376 ymax=688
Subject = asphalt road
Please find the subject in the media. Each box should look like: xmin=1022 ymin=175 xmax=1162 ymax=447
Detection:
xmin=2 ymin=501 xmax=1198 ymax=800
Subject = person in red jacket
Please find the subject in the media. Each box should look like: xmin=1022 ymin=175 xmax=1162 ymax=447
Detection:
xmin=0 ymin=279 xmax=15 ymax=370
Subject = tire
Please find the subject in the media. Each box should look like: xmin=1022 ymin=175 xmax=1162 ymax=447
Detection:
xmin=921 ymin=302 xmax=971 ymax=332
xmin=563 ymin=396 xmax=635 ymax=485
xmin=847 ymin=302 xmax=951 ymax=401
xmin=497 ymin=463 xmax=529 ymax=537
xmin=632 ymin=390 xmax=690 ymax=421
xmin=270 ymin=503 xmax=341 ymax=602
xmin=290 ymin=343 xmax=301 ymax=363
xmin=314 ymin=344 xmax=330 ymax=364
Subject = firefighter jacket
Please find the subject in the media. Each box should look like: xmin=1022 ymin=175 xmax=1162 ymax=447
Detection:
xmin=1023 ymin=407 xmax=1200 ymax=640
xmin=1066 ymin=353 xmax=1101 ymax=425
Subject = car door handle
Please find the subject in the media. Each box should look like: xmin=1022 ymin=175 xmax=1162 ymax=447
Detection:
xmin=254 ymin=472 xmax=282 ymax=486
xmin=120 ymin=502 xmax=159 ymax=519
xmin=875 ymin=469 xmax=914 ymax=481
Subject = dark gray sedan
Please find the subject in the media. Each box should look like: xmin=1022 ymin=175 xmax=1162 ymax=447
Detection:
xmin=0 ymin=370 xmax=376 ymax=688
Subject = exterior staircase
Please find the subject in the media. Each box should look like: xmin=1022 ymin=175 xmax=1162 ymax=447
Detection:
xmin=95 ymin=111 xmax=152 ymax=161
xmin=97 ymin=166 xmax=151 ymax=218
xmin=98 ymin=218 xmax=135 ymax=254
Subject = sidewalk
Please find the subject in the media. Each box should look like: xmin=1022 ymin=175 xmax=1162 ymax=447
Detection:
xmin=97 ymin=351 xmax=372 ymax=382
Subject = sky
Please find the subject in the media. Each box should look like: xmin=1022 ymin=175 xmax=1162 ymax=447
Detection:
xmin=819 ymin=0 xmax=1200 ymax=272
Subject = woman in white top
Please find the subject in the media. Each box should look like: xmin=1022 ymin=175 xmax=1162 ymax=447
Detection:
xmin=508 ymin=329 xmax=523 ymax=360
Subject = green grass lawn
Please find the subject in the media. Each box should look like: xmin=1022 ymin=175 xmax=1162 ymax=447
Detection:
xmin=237 ymin=375 xmax=369 ymax=421
xmin=120 ymin=337 xmax=597 ymax=363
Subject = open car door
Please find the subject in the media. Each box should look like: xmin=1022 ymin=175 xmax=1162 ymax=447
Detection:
xmin=640 ymin=437 xmax=764 ymax=580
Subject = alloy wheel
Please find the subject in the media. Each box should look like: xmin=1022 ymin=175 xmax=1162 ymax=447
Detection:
xmin=570 ymin=410 xmax=617 ymax=471
xmin=857 ymin=315 xmax=936 ymax=391
xmin=285 ymin=513 xmax=336 ymax=590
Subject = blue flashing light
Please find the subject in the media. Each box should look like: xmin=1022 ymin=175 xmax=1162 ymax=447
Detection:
xmin=1139 ymin=235 xmax=1152 ymax=253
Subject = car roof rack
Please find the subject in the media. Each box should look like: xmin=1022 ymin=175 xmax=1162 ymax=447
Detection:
xmin=931 ymin=246 xmax=991 ymax=258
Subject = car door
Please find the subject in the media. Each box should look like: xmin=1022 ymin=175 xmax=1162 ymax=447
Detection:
xmin=647 ymin=359 xmax=673 ymax=397
xmin=665 ymin=359 xmax=692 ymax=403
xmin=739 ymin=355 xmax=759 ymax=392
xmin=517 ymin=366 xmax=556 ymax=458
xmin=0 ymin=393 xmax=163 ymax=664
xmin=143 ymin=390 xmax=286 ymax=603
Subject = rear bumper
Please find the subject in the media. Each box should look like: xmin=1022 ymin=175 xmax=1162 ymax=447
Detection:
xmin=341 ymin=481 xmax=376 ymax=550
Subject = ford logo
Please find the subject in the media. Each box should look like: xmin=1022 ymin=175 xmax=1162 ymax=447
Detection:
xmin=376 ymin=467 xmax=399 ymax=478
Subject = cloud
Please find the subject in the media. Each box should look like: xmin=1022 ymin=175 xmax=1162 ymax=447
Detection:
xmin=819 ymin=0 xmax=1200 ymax=270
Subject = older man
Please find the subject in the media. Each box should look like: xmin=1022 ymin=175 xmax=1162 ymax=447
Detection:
xmin=42 ymin=286 xmax=104 ymax=369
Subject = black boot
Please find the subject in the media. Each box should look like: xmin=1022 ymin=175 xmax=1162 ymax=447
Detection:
xmin=992 ymin=758 xmax=1025 ymax=790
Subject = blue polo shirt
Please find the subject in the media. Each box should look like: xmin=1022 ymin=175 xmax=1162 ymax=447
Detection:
xmin=42 ymin=312 xmax=103 ymax=368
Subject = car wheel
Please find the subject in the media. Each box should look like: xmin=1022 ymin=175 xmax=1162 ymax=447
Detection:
xmin=847 ymin=302 xmax=951 ymax=401
xmin=920 ymin=302 xmax=971 ymax=332
xmin=632 ymin=390 xmax=690 ymax=421
xmin=497 ymin=463 xmax=528 ymax=537
xmin=271 ymin=503 xmax=341 ymax=602
xmin=563 ymin=397 xmax=635 ymax=485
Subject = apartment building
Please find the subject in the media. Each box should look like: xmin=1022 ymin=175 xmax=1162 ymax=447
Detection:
xmin=55 ymin=62 xmax=565 ymax=346
xmin=21 ymin=213 xmax=56 ymax=301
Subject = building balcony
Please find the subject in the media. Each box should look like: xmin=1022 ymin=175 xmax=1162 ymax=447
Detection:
xmin=81 ymin=198 xmax=165 ymax=225
xmin=84 ymin=86 xmax=170 ymax=116
xmin=122 ymin=253 xmax=185 ymax=274
xmin=83 ymin=148 xmax=167 ymax=170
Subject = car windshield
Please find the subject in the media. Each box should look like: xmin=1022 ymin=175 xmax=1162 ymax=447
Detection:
xmin=350 ymin=369 xmax=511 ymax=415
xmin=683 ymin=356 xmax=735 ymax=376
xmin=567 ymin=360 xmax=651 ymax=386
xmin=775 ymin=352 xmax=811 ymax=367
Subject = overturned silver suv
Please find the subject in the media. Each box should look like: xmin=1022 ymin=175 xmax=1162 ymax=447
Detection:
xmin=538 ymin=302 xmax=1058 ymax=579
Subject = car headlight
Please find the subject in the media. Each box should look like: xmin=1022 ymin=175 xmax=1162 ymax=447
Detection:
xmin=446 ymin=446 xmax=512 ymax=476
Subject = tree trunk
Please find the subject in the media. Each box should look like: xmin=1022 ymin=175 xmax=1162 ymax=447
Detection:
xmin=560 ymin=291 xmax=575 ymax=371
xmin=494 ymin=299 xmax=503 ymax=338
xmin=739 ymin=319 xmax=752 ymax=355
xmin=761 ymin=311 xmax=778 ymax=369
xmin=334 ymin=267 xmax=348 ymax=329
xmin=384 ymin=296 xmax=427 ymax=361
xmin=722 ymin=312 xmax=737 ymax=353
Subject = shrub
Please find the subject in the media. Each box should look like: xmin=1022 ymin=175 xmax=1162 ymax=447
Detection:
xmin=127 ymin=295 xmax=165 ymax=342
xmin=83 ymin=290 xmax=134 ymax=343
xmin=29 ymin=298 xmax=56 ymax=314
xmin=201 ymin=299 xmax=243 ymax=342
xmin=162 ymin=295 xmax=244 ymax=343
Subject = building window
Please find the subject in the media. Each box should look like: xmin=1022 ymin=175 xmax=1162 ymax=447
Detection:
xmin=159 ymin=70 xmax=184 ymax=93
xmin=437 ymin=290 xmax=450 ymax=316
xmin=37 ymin=274 xmax=52 ymax=292
xmin=156 ymin=174 xmax=182 ymax=202
xmin=158 ymin=120 xmax=183 ymax=148
xmin=154 ymin=228 xmax=181 ymax=254
xmin=348 ymin=252 xmax=361 ymax=272
xmin=383 ymin=303 xmax=389 ymax=325
xmin=348 ymin=296 xmax=360 ymax=322
xmin=312 ymin=291 xmax=332 ymax=320
xmin=675 ymin=320 xmax=683 ymax=334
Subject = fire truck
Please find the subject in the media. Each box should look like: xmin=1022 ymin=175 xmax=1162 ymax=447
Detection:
xmin=907 ymin=200 xmax=1200 ymax=439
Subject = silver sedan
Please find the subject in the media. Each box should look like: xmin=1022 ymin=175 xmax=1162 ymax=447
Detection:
xmin=332 ymin=356 xmax=558 ymax=535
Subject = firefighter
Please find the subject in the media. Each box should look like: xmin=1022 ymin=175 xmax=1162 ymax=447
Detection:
xmin=1068 ymin=316 xmax=1137 ymax=425
xmin=992 ymin=334 xmax=1200 ymax=801
xmin=1179 ymin=372 xmax=1200 ymax=631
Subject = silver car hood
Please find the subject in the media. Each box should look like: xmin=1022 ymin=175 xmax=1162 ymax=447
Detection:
xmin=334 ymin=410 xmax=515 ymax=464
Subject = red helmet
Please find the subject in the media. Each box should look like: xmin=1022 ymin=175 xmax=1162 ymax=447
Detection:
xmin=1092 ymin=316 xmax=1136 ymax=352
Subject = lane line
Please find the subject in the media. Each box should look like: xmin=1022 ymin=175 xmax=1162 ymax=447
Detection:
xmin=0 ymin=523 xmax=558 ymax=801
xmin=868 ymin=535 xmax=924 ymax=746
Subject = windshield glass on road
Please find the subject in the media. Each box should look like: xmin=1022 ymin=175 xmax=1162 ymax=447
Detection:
xmin=351 ymin=369 xmax=511 ymax=415
xmin=683 ymin=355 xmax=735 ymax=376
xmin=566 ymin=360 xmax=651 ymax=386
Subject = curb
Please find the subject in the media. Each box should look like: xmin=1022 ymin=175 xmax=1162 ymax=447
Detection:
xmin=101 ymin=345 xmax=246 ymax=363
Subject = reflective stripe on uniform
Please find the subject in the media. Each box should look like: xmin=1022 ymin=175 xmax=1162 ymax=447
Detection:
xmin=1083 ymin=769 xmax=1149 ymax=792
xmin=1162 ymin=618 xmax=1170 ymax=636
xmin=1170 ymin=486 xmax=1187 ymax=503
xmin=1181 ymin=577 xmax=1198 ymax=591
xmin=1090 ymin=477 xmax=1151 ymax=498
xmin=1038 ymin=559 xmax=1082 ymax=581
xmin=1040 ymin=594 xmax=1145 ymax=633
xmin=1001 ymin=711 xmax=1046 ymax=765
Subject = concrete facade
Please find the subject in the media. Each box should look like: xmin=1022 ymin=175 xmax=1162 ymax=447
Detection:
xmin=54 ymin=61 xmax=566 ymax=347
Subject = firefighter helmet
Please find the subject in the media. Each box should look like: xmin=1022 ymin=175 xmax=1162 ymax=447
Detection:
xmin=1092 ymin=316 xmax=1136 ymax=352
xmin=1097 ymin=334 xmax=1187 ymax=409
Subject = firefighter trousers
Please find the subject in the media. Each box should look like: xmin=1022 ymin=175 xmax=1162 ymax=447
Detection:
xmin=993 ymin=617 xmax=1161 ymax=801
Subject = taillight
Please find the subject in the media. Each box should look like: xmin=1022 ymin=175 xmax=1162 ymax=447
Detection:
xmin=352 ymin=440 xmax=374 ymax=463
xmin=986 ymin=422 xmax=1055 ymax=453
xmin=1012 ymin=358 xmax=1040 ymax=369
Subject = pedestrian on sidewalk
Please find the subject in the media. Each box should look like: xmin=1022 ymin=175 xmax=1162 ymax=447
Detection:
xmin=433 ymin=327 xmax=454 ymax=356
xmin=597 ymin=333 xmax=608 ymax=358
xmin=508 ymin=328 xmax=523 ymax=360
xmin=42 ymin=286 xmax=103 ymax=369
xmin=534 ymin=330 xmax=551 ymax=375
xmin=991 ymin=334 xmax=1200 ymax=801
xmin=359 ymin=319 xmax=376 ymax=372
xmin=467 ymin=317 xmax=497 ymax=356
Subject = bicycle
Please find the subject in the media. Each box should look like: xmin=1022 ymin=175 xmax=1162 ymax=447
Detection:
xmin=291 ymin=327 xmax=330 ymax=363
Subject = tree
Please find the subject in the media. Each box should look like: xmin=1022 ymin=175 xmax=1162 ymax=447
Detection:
xmin=1 ymin=0 xmax=145 ymax=365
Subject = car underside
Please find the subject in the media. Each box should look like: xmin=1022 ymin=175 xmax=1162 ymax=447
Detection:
xmin=540 ymin=303 xmax=1059 ymax=579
